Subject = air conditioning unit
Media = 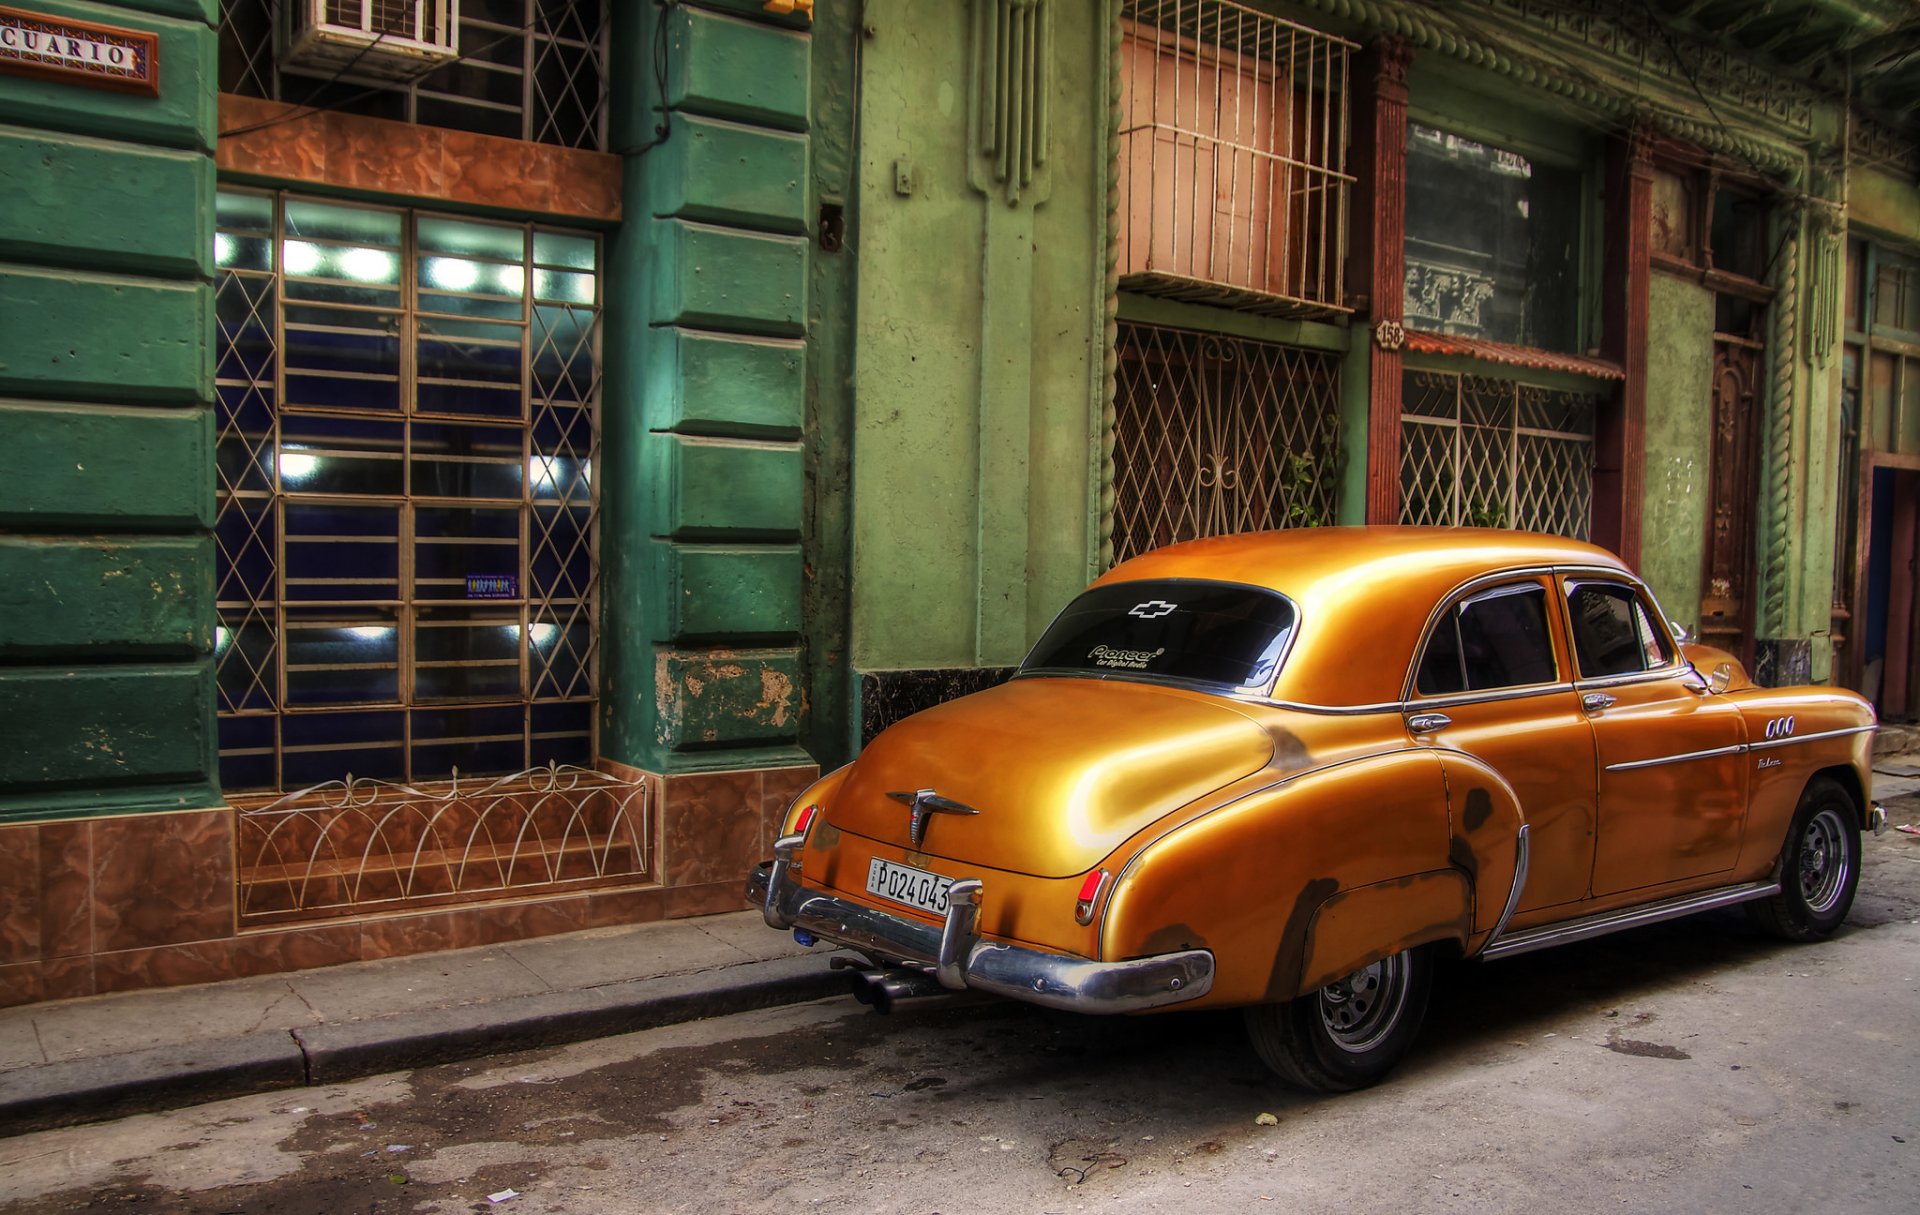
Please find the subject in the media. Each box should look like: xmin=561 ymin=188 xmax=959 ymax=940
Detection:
xmin=280 ymin=0 xmax=460 ymax=82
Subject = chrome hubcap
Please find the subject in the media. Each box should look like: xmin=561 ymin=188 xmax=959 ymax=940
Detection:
xmin=1797 ymin=807 xmax=1850 ymax=915
xmin=1318 ymin=953 xmax=1409 ymax=1054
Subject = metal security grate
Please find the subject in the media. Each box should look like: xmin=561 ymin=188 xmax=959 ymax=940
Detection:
xmin=213 ymin=189 xmax=602 ymax=793
xmin=219 ymin=0 xmax=608 ymax=150
xmin=234 ymin=762 xmax=649 ymax=925
xmin=1111 ymin=321 xmax=1342 ymax=564
xmin=1116 ymin=0 xmax=1354 ymax=318
xmin=1399 ymin=370 xmax=1596 ymax=539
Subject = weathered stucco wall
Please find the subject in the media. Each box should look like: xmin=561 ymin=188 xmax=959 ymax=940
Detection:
xmin=850 ymin=0 xmax=1106 ymax=673
xmin=600 ymin=0 xmax=819 ymax=773
xmin=1850 ymin=164 xmax=1920 ymax=247
xmin=0 ymin=0 xmax=219 ymax=819
xmin=1639 ymin=273 xmax=1715 ymax=630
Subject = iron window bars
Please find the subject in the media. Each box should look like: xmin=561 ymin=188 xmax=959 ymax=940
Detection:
xmin=213 ymin=189 xmax=602 ymax=792
xmin=1116 ymin=0 xmax=1354 ymax=318
xmin=219 ymin=0 xmax=608 ymax=150
xmin=1399 ymin=369 xmax=1597 ymax=540
xmin=1111 ymin=321 xmax=1343 ymax=565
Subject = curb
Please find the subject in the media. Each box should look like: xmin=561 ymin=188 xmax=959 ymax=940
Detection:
xmin=0 ymin=953 xmax=848 ymax=1139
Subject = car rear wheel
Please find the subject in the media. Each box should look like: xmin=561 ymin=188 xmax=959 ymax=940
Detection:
xmin=1244 ymin=946 xmax=1432 ymax=1092
xmin=1747 ymin=777 xmax=1861 ymax=941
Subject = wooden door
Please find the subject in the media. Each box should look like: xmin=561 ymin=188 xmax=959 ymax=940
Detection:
xmin=1700 ymin=338 xmax=1764 ymax=665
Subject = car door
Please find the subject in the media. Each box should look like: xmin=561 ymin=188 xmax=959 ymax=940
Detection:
xmin=1564 ymin=577 xmax=1751 ymax=896
xmin=1405 ymin=576 xmax=1598 ymax=919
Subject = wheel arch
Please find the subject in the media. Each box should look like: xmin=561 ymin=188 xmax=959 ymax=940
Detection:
xmin=1810 ymin=763 xmax=1866 ymax=830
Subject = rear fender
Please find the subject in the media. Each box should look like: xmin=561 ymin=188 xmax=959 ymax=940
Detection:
xmin=1432 ymin=751 xmax=1527 ymax=936
xmin=1297 ymin=870 xmax=1473 ymax=993
xmin=1100 ymin=747 xmax=1461 ymax=1009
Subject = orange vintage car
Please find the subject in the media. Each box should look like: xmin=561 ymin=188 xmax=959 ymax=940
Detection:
xmin=746 ymin=528 xmax=1885 ymax=1090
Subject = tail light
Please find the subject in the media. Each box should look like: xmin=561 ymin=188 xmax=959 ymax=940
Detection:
xmin=788 ymin=803 xmax=821 ymax=838
xmin=1074 ymin=868 xmax=1111 ymax=925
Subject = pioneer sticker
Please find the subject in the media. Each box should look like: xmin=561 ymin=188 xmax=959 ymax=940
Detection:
xmin=1090 ymin=644 xmax=1165 ymax=670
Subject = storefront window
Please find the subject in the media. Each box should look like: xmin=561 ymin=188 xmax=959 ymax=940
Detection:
xmin=212 ymin=191 xmax=602 ymax=792
xmin=1403 ymin=123 xmax=1583 ymax=353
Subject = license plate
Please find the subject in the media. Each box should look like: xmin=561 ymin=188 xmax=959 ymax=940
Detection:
xmin=866 ymin=857 xmax=954 ymax=916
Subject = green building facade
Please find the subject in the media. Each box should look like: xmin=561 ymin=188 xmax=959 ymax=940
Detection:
xmin=3 ymin=0 xmax=1918 ymax=1004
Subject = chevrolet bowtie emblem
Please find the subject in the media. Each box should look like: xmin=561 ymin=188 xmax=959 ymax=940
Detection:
xmin=885 ymin=788 xmax=981 ymax=847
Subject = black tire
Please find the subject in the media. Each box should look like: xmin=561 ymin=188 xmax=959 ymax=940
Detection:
xmin=1747 ymin=776 xmax=1861 ymax=941
xmin=1243 ymin=946 xmax=1433 ymax=1092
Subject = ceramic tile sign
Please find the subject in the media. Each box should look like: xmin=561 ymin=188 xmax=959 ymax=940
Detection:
xmin=0 ymin=5 xmax=159 ymax=97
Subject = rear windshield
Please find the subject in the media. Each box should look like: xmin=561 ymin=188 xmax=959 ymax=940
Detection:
xmin=1020 ymin=580 xmax=1297 ymax=691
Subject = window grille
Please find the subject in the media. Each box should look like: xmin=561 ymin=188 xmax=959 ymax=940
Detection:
xmin=1399 ymin=370 xmax=1596 ymax=540
xmin=220 ymin=0 xmax=608 ymax=150
xmin=1111 ymin=322 xmax=1342 ymax=564
xmin=1116 ymin=0 xmax=1354 ymax=318
xmin=213 ymin=189 xmax=602 ymax=792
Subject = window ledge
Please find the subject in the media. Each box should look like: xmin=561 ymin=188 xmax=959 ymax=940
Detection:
xmin=1404 ymin=330 xmax=1626 ymax=382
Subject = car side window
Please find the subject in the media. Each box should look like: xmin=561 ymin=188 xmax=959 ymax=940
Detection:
xmin=1568 ymin=582 xmax=1675 ymax=678
xmin=1416 ymin=583 xmax=1557 ymax=696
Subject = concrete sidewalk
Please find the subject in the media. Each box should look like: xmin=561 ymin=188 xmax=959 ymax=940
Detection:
xmin=0 ymin=907 xmax=850 ymax=1137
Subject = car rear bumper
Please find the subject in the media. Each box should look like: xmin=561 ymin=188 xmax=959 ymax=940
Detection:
xmin=745 ymin=835 xmax=1213 ymax=1015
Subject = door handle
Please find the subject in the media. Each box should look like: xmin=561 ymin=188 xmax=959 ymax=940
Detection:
xmin=1407 ymin=712 xmax=1452 ymax=734
xmin=1582 ymin=692 xmax=1617 ymax=713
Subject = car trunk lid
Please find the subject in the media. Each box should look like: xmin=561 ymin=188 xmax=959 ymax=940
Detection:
xmin=828 ymin=677 xmax=1274 ymax=878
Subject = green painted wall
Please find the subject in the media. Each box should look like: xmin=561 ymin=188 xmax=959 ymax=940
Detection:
xmin=849 ymin=0 xmax=1107 ymax=674
xmin=1639 ymin=274 xmax=1715 ymax=631
xmin=600 ymin=0 xmax=819 ymax=772
xmin=0 ymin=0 xmax=219 ymax=819
xmin=1851 ymin=164 xmax=1920 ymax=246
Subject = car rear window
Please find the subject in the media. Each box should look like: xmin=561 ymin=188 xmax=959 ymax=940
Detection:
xmin=1020 ymin=580 xmax=1297 ymax=691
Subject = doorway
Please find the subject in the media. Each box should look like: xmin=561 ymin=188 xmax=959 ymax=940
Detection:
xmin=1862 ymin=463 xmax=1920 ymax=717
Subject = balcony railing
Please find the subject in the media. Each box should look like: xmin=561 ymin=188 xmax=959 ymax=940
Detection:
xmin=1116 ymin=0 xmax=1355 ymax=318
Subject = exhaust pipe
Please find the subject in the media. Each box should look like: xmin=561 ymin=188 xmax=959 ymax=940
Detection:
xmin=848 ymin=967 xmax=947 ymax=1015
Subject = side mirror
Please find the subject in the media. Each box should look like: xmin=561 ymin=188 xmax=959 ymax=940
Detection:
xmin=1708 ymin=662 xmax=1734 ymax=693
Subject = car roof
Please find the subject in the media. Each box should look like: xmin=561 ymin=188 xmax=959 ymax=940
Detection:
xmin=1090 ymin=526 xmax=1633 ymax=707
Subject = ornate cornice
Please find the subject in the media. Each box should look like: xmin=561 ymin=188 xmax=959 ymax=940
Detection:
xmin=1293 ymin=0 xmax=1812 ymax=181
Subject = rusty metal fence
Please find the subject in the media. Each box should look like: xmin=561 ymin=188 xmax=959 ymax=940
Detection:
xmin=234 ymin=762 xmax=650 ymax=926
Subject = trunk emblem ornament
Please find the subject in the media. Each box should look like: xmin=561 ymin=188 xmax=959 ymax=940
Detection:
xmin=885 ymin=788 xmax=981 ymax=846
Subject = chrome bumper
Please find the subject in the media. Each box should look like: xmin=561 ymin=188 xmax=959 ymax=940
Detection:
xmin=745 ymin=834 xmax=1213 ymax=1015
xmin=1869 ymin=801 xmax=1888 ymax=837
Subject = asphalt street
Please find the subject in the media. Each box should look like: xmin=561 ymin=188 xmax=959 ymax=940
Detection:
xmin=1 ymin=823 xmax=1916 ymax=1214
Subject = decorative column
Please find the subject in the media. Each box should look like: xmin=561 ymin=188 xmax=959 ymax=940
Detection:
xmin=1595 ymin=125 xmax=1653 ymax=566
xmin=1754 ymin=191 xmax=1810 ymax=686
xmin=968 ymin=0 xmax=1053 ymax=664
xmin=1354 ymin=38 xmax=1413 ymax=524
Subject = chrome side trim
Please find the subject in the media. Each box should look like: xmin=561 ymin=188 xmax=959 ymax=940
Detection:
xmin=1484 ymin=823 xmax=1530 ymax=946
xmin=1747 ymin=724 xmax=1877 ymax=751
xmin=1403 ymin=683 xmax=1575 ymax=712
xmin=1605 ymin=743 xmax=1748 ymax=772
xmin=1478 ymin=880 xmax=1780 ymax=961
xmin=744 ymin=863 xmax=1213 ymax=1014
xmin=1605 ymin=724 xmax=1875 ymax=771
